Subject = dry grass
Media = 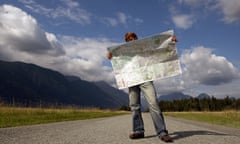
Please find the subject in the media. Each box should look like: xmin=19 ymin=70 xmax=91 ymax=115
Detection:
xmin=0 ymin=106 xmax=129 ymax=128
xmin=165 ymin=110 xmax=240 ymax=128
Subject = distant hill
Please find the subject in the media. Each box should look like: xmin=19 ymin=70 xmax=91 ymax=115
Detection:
xmin=158 ymin=92 xmax=214 ymax=102
xmin=0 ymin=60 xmax=128 ymax=109
xmin=94 ymin=81 xmax=129 ymax=106
xmin=197 ymin=93 xmax=211 ymax=99
xmin=158 ymin=92 xmax=192 ymax=101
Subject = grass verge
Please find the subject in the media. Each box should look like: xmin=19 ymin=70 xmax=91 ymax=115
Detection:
xmin=164 ymin=111 xmax=240 ymax=128
xmin=0 ymin=107 xmax=129 ymax=128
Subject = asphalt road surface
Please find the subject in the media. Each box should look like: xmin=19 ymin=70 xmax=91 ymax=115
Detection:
xmin=0 ymin=113 xmax=240 ymax=144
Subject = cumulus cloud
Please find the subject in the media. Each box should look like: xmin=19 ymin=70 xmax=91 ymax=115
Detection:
xmin=208 ymin=80 xmax=240 ymax=98
xmin=0 ymin=4 xmax=118 ymax=84
xmin=172 ymin=14 xmax=195 ymax=29
xmin=215 ymin=0 xmax=240 ymax=23
xmin=154 ymin=77 xmax=184 ymax=96
xmin=169 ymin=4 xmax=196 ymax=30
xmin=176 ymin=0 xmax=240 ymax=24
xmin=0 ymin=4 xmax=65 ymax=58
xmin=181 ymin=46 xmax=240 ymax=85
xmin=58 ymin=36 xmax=120 ymax=82
xmin=152 ymin=46 xmax=240 ymax=97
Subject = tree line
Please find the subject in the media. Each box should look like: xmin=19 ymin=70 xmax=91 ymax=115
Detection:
xmin=159 ymin=96 xmax=240 ymax=112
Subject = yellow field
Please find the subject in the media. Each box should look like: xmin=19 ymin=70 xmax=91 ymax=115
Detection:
xmin=165 ymin=111 xmax=240 ymax=128
xmin=0 ymin=106 xmax=129 ymax=128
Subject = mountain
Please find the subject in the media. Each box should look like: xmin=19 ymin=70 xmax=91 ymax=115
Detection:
xmin=0 ymin=60 xmax=128 ymax=109
xmin=158 ymin=92 xmax=192 ymax=101
xmin=197 ymin=93 xmax=211 ymax=99
xmin=94 ymin=81 xmax=129 ymax=106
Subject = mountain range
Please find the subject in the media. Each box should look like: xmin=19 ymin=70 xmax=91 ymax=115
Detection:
xmin=158 ymin=92 xmax=211 ymax=102
xmin=0 ymin=60 xmax=213 ymax=109
xmin=0 ymin=60 xmax=129 ymax=109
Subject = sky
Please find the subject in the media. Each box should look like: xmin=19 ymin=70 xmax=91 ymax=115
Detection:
xmin=0 ymin=0 xmax=240 ymax=98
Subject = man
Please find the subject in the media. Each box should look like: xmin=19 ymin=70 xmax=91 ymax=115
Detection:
xmin=107 ymin=32 xmax=177 ymax=142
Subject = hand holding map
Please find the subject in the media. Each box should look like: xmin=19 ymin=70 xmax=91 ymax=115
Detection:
xmin=107 ymin=30 xmax=182 ymax=89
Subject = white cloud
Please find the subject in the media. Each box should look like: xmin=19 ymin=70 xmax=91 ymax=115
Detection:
xmin=61 ymin=0 xmax=79 ymax=8
xmin=215 ymin=0 xmax=240 ymax=23
xmin=153 ymin=46 xmax=240 ymax=98
xmin=172 ymin=14 xmax=195 ymax=29
xmin=178 ymin=0 xmax=200 ymax=6
xmin=19 ymin=0 xmax=143 ymax=27
xmin=209 ymin=80 xmax=240 ymax=98
xmin=117 ymin=12 xmax=127 ymax=25
xmin=169 ymin=1 xmax=197 ymax=29
xmin=176 ymin=0 xmax=240 ymax=24
xmin=0 ymin=4 xmax=117 ymax=84
xmin=181 ymin=46 xmax=240 ymax=85
xmin=177 ymin=0 xmax=212 ymax=8
xmin=102 ymin=12 xmax=143 ymax=27
xmin=19 ymin=0 xmax=91 ymax=25
xmin=103 ymin=17 xmax=118 ymax=26
xmin=1 ymin=4 xmax=240 ymax=98
xmin=154 ymin=76 xmax=184 ymax=96
xmin=59 ymin=36 xmax=120 ymax=82
xmin=0 ymin=5 xmax=64 ymax=57
xmin=134 ymin=18 xmax=144 ymax=24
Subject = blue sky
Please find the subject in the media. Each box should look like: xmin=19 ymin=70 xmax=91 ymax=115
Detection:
xmin=0 ymin=0 xmax=240 ymax=98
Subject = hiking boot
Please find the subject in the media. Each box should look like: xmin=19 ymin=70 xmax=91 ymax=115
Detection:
xmin=160 ymin=134 xmax=173 ymax=143
xmin=129 ymin=132 xmax=144 ymax=139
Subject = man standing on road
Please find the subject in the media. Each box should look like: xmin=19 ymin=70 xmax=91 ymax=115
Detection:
xmin=107 ymin=32 xmax=178 ymax=143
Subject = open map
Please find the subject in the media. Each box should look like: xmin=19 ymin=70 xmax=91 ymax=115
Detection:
xmin=107 ymin=30 xmax=182 ymax=89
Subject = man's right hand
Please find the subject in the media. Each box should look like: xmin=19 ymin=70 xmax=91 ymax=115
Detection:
xmin=106 ymin=51 xmax=112 ymax=59
xmin=172 ymin=35 xmax=178 ymax=42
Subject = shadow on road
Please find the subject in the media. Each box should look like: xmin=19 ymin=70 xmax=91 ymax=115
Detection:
xmin=144 ymin=134 xmax=157 ymax=139
xmin=169 ymin=130 xmax=228 ymax=140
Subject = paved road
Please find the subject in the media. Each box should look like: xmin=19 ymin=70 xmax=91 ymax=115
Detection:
xmin=0 ymin=113 xmax=240 ymax=144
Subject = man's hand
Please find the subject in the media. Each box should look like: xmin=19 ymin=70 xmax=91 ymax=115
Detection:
xmin=106 ymin=51 xmax=112 ymax=59
xmin=172 ymin=35 xmax=178 ymax=42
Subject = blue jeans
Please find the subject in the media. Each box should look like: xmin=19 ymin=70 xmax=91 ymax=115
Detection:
xmin=129 ymin=81 xmax=168 ymax=138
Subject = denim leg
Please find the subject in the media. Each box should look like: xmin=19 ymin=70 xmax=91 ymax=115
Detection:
xmin=129 ymin=85 xmax=144 ymax=133
xmin=140 ymin=82 xmax=168 ymax=137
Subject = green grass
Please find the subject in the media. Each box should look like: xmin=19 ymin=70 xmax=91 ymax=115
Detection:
xmin=164 ymin=111 xmax=240 ymax=128
xmin=2 ymin=107 xmax=239 ymax=129
xmin=0 ymin=107 xmax=129 ymax=128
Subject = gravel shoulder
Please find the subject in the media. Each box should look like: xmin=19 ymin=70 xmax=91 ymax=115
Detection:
xmin=0 ymin=113 xmax=239 ymax=144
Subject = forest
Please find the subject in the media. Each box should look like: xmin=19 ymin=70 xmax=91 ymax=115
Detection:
xmin=159 ymin=96 xmax=240 ymax=112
